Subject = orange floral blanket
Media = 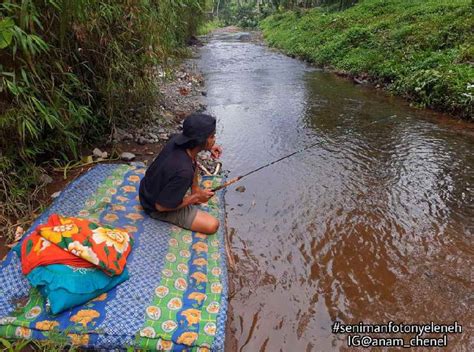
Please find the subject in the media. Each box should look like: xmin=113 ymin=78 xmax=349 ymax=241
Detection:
xmin=21 ymin=214 xmax=133 ymax=276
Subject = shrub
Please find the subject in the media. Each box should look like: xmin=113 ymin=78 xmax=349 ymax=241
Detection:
xmin=0 ymin=0 xmax=205 ymax=240
xmin=261 ymin=0 xmax=473 ymax=119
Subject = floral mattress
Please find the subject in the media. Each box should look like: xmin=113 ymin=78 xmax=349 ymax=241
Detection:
xmin=0 ymin=164 xmax=228 ymax=351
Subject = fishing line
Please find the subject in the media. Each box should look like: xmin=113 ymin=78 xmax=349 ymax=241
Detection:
xmin=211 ymin=114 xmax=397 ymax=192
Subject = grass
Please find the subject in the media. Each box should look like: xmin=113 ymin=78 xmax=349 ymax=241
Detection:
xmin=198 ymin=19 xmax=225 ymax=35
xmin=0 ymin=336 xmax=78 ymax=352
xmin=261 ymin=0 xmax=473 ymax=119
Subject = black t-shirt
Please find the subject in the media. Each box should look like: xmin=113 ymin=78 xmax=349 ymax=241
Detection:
xmin=139 ymin=136 xmax=195 ymax=213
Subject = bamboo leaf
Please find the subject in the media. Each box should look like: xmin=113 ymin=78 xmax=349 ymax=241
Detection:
xmin=0 ymin=337 xmax=12 ymax=349
xmin=0 ymin=17 xmax=14 ymax=49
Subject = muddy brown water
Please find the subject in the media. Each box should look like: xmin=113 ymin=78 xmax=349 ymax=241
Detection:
xmin=195 ymin=33 xmax=474 ymax=351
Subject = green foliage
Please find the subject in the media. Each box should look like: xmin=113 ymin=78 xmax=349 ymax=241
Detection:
xmin=217 ymin=2 xmax=276 ymax=28
xmin=0 ymin=0 xmax=205 ymax=240
xmin=0 ymin=338 xmax=30 ymax=352
xmin=198 ymin=18 xmax=225 ymax=35
xmin=227 ymin=4 xmax=267 ymax=28
xmin=0 ymin=331 xmax=81 ymax=351
xmin=211 ymin=0 xmax=358 ymax=28
xmin=261 ymin=0 xmax=473 ymax=119
xmin=0 ymin=17 xmax=14 ymax=48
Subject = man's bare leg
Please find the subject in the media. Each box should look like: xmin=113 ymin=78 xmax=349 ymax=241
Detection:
xmin=190 ymin=210 xmax=219 ymax=234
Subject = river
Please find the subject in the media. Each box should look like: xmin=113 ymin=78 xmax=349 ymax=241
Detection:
xmin=196 ymin=31 xmax=473 ymax=351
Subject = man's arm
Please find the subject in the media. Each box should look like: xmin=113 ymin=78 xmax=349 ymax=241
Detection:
xmin=155 ymin=189 xmax=214 ymax=212
xmin=154 ymin=172 xmax=214 ymax=213
xmin=191 ymin=165 xmax=200 ymax=194
xmin=154 ymin=173 xmax=195 ymax=212
xmin=155 ymin=193 xmax=198 ymax=212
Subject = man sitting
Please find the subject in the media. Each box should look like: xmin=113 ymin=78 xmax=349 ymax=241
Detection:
xmin=139 ymin=113 xmax=222 ymax=234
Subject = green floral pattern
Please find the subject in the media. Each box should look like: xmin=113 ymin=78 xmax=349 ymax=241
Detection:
xmin=137 ymin=176 xmax=224 ymax=350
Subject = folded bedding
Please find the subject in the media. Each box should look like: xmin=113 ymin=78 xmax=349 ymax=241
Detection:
xmin=18 ymin=213 xmax=134 ymax=314
xmin=28 ymin=264 xmax=130 ymax=315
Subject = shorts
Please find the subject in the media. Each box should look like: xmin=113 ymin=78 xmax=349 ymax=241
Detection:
xmin=149 ymin=205 xmax=198 ymax=230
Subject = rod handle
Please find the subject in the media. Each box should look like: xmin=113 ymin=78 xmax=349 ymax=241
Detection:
xmin=211 ymin=176 xmax=241 ymax=192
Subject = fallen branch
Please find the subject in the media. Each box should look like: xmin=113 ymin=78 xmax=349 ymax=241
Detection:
xmin=53 ymin=155 xmax=120 ymax=179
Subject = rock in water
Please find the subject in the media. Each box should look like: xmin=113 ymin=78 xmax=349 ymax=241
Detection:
xmin=238 ymin=33 xmax=251 ymax=41
xmin=120 ymin=152 xmax=136 ymax=161
xmin=235 ymin=186 xmax=246 ymax=193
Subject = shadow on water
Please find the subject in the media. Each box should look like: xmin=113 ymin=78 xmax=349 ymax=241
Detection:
xmin=196 ymin=34 xmax=474 ymax=351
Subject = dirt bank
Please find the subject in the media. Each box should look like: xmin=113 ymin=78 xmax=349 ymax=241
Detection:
xmin=0 ymin=44 xmax=213 ymax=260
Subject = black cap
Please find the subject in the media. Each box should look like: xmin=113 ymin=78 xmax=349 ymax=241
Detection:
xmin=174 ymin=113 xmax=216 ymax=146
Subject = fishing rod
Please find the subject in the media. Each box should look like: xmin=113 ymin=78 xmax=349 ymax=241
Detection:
xmin=211 ymin=115 xmax=397 ymax=192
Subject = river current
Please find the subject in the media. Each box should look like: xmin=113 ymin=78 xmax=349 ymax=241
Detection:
xmin=196 ymin=32 xmax=473 ymax=351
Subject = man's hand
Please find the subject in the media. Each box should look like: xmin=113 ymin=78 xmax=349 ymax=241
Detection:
xmin=192 ymin=188 xmax=215 ymax=204
xmin=191 ymin=185 xmax=201 ymax=194
xmin=156 ymin=188 xmax=214 ymax=211
xmin=210 ymin=145 xmax=222 ymax=159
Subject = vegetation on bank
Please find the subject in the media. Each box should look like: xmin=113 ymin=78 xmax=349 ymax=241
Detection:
xmin=207 ymin=0 xmax=358 ymax=28
xmin=261 ymin=0 xmax=473 ymax=119
xmin=198 ymin=19 xmax=225 ymax=35
xmin=0 ymin=1 xmax=204 ymax=241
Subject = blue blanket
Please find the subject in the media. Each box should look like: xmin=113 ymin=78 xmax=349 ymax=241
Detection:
xmin=0 ymin=164 xmax=228 ymax=351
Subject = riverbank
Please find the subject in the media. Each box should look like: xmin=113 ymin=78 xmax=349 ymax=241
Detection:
xmin=0 ymin=37 xmax=225 ymax=349
xmin=0 ymin=1 xmax=209 ymax=264
xmin=261 ymin=0 xmax=473 ymax=120
xmin=0 ymin=46 xmax=210 ymax=260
